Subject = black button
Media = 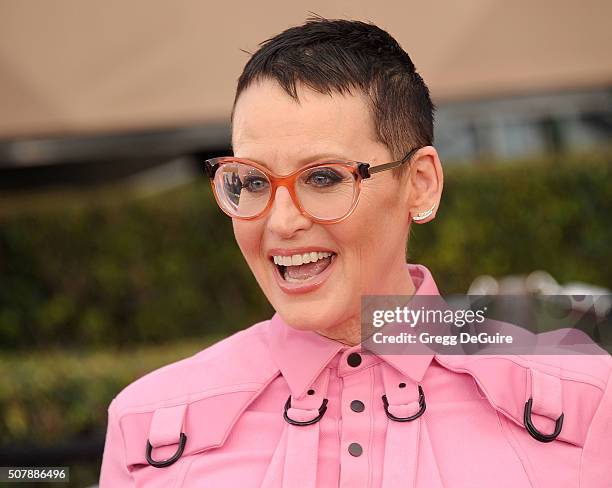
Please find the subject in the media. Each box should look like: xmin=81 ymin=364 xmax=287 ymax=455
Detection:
xmin=348 ymin=442 xmax=363 ymax=457
xmin=347 ymin=353 xmax=362 ymax=367
xmin=350 ymin=400 xmax=365 ymax=412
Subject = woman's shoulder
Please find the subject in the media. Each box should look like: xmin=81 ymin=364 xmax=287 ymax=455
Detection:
xmin=109 ymin=318 xmax=280 ymax=418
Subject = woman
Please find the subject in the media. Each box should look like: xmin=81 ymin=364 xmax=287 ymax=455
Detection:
xmin=99 ymin=17 xmax=612 ymax=487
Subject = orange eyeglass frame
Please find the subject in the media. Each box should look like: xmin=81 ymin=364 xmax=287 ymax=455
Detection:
xmin=204 ymin=146 xmax=421 ymax=224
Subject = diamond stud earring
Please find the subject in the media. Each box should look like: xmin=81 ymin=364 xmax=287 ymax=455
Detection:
xmin=412 ymin=203 xmax=436 ymax=221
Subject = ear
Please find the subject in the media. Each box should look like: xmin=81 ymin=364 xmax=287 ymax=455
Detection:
xmin=404 ymin=146 xmax=443 ymax=224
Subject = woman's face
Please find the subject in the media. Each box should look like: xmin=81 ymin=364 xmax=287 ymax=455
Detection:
xmin=231 ymin=78 xmax=441 ymax=339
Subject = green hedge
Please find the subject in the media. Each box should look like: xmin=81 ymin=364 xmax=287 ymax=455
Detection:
xmin=0 ymin=183 xmax=273 ymax=350
xmin=0 ymin=338 xmax=222 ymax=444
xmin=1 ymin=151 xmax=610 ymax=350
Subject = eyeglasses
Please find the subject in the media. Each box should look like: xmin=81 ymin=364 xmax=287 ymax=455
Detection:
xmin=204 ymin=146 xmax=422 ymax=224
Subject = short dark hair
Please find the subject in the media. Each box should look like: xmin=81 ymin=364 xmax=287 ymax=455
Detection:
xmin=232 ymin=15 xmax=435 ymax=175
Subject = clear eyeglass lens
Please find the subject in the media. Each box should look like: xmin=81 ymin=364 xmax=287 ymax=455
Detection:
xmin=296 ymin=164 xmax=357 ymax=220
xmin=214 ymin=162 xmax=271 ymax=217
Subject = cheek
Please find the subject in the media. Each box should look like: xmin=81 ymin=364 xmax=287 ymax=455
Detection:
xmin=329 ymin=216 xmax=384 ymax=278
xmin=365 ymin=181 xmax=409 ymax=233
xmin=340 ymin=188 xmax=404 ymax=246
xmin=232 ymin=220 xmax=263 ymax=260
xmin=333 ymin=191 xmax=408 ymax=283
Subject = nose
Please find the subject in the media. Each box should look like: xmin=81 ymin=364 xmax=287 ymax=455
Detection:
xmin=266 ymin=186 xmax=312 ymax=237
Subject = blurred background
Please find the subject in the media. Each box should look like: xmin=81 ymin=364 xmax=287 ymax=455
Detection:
xmin=1 ymin=1 xmax=611 ymax=486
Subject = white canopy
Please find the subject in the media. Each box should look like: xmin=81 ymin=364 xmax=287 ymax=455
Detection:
xmin=1 ymin=0 xmax=610 ymax=138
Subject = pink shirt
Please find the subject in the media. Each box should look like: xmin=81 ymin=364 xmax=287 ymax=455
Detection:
xmin=99 ymin=264 xmax=612 ymax=487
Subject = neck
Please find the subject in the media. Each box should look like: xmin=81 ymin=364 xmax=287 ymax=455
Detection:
xmin=315 ymin=264 xmax=416 ymax=346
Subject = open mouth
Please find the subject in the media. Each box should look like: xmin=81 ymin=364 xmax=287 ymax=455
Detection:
xmin=272 ymin=251 xmax=337 ymax=283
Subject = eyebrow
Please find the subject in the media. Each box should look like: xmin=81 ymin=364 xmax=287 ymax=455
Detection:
xmin=236 ymin=153 xmax=353 ymax=169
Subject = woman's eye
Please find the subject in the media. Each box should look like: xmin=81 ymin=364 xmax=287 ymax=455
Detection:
xmin=305 ymin=168 xmax=344 ymax=187
xmin=242 ymin=175 xmax=269 ymax=192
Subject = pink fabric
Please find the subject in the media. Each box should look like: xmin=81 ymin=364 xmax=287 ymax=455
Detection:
xmin=148 ymin=404 xmax=187 ymax=448
xmin=530 ymin=369 xmax=563 ymax=419
xmin=281 ymin=368 xmax=330 ymax=488
xmin=99 ymin=263 xmax=612 ymax=487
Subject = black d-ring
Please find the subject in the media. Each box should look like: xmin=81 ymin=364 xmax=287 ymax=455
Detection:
xmin=382 ymin=385 xmax=426 ymax=422
xmin=146 ymin=432 xmax=187 ymax=468
xmin=283 ymin=395 xmax=329 ymax=426
xmin=523 ymin=398 xmax=564 ymax=443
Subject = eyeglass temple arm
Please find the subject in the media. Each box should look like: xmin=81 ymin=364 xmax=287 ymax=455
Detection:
xmin=360 ymin=147 xmax=420 ymax=178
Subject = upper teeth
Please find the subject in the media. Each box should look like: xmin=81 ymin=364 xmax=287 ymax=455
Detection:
xmin=273 ymin=252 xmax=333 ymax=266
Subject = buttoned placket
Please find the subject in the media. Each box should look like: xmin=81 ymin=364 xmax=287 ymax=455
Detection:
xmin=337 ymin=349 xmax=378 ymax=488
xmin=335 ymin=349 xmax=442 ymax=488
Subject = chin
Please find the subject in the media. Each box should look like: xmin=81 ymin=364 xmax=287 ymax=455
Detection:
xmin=272 ymin=295 xmax=353 ymax=334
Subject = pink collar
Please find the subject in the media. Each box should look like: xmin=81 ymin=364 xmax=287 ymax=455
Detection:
xmin=268 ymin=263 xmax=440 ymax=398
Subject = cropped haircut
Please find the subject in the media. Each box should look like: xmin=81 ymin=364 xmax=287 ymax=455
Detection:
xmin=231 ymin=15 xmax=435 ymax=177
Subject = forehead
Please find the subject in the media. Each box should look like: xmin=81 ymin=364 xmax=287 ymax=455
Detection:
xmin=231 ymin=78 xmax=382 ymax=169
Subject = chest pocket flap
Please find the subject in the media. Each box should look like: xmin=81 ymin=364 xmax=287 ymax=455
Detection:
xmin=120 ymin=389 xmax=258 ymax=469
xmin=437 ymin=355 xmax=607 ymax=447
